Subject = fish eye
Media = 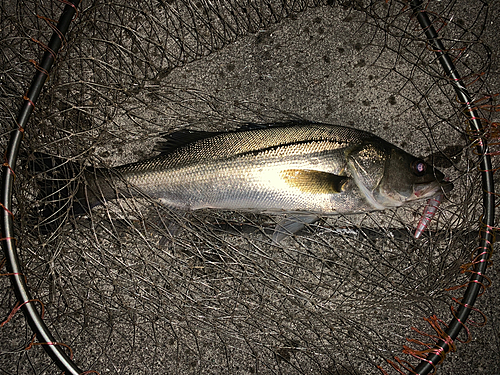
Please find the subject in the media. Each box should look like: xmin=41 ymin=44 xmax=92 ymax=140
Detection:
xmin=411 ymin=159 xmax=427 ymax=176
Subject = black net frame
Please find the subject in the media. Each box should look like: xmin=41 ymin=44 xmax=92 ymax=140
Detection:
xmin=0 ymin=1 xmax=497 ymax=374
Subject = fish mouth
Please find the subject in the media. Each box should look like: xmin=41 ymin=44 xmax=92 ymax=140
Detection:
xmin=413 ymin=179 xmax=454 ymax=199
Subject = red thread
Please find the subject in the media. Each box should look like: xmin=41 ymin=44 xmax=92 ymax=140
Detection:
xmin=425 ymin=44 xmax=465 ymax=62
xmin=29 ymin=59 xmax=50 ymax=78
xmin=402 ymin=315 xmax=456 ymax=369
xmin=30 ymin=38 xmax=57 ymax=60
xmin=0 ymin=203 xmax=14 ymax=219
xmin=23 ymin=93 xmax=35 ymax=109
xmin=0 ymin=237 xmax=16 ymax=244
xmin=1 ymin=301 xmax=20 ymax=327
xmin=15 ymin=121 xmax=25 ymax=134
xmin=0 ymin=256 xmax=27 ymax=283
xmin=376 ymin=365 xmax=391 ymax=375
xmin=412 ymin=6 xmax=448 ymax=35
xmin=473 ymin=104 xmax=500 ymax=112
xmin=26 ymin=340 xmax=74 ymax=360
xmin=378 ymin=356 xmax=416 ymax=375
xmin=402 ymin=344 xmax=439 ymax=373
xmin=471 ymin=93 xmax=499 ymax=105
xmin=1 ymin=299 xmax=45 ymax=327
xmin=59 ymin=0 xmax=80 ymax=20
xmin=450 ymin=298 xmax=487 ymax=328
xmin=0 ymin=271 xmax=27 ymax=284
xmin=458 ymin=71 xmax=485 ymax=88
xmin=446 ymin=275 xmax=490 ymax=298
xmin=447 ymin=306 xmax=472 ymax=344
xmin=3 ymin=154 xmax=16 ymax=181
xmin=36 ymin=15 xmax=66 ymax=50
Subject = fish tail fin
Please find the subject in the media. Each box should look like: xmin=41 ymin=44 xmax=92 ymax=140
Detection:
xmin=28 ymin=153 xmax=108 ymax=233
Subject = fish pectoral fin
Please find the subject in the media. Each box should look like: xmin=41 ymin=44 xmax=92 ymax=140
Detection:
xmin=280 ymin=169 xmax=348 ymax=194
xmin=272 ymin=214 xmax=320 ymax=244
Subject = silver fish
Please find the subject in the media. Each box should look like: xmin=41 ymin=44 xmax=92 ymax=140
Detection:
xmin=33 ymin=122 xmax=453 ymax=236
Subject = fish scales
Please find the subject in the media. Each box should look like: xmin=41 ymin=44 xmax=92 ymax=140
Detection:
xmin=117 ymin=139 xmax=352 ymax=212
xmin=118 ymin=125 xmax=365 ymax=167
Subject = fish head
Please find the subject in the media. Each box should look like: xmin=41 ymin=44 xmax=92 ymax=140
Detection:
xmin=346 ymin=141 xmax=453 ymax=209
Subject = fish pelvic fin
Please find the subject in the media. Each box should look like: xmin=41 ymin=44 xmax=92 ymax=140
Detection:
xmin=280 ymin=169 xmax=348 ymax=194
xmin=272 ymin=214 xmax=320 ymax=244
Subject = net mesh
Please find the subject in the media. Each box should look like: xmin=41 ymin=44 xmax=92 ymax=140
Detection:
xmin=0 ymin=0 xmax=498 ymax=374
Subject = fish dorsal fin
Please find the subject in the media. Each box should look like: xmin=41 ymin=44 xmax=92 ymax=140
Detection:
xmin=155 ymin=129 xmax=221 ymax=154
xmin=155 ymin=121 xmax=318 ymax=155
xmin=236 ymin=120 xmax=315 ymax=131
xmin=280 ymin=169 xmax=348 ymax=194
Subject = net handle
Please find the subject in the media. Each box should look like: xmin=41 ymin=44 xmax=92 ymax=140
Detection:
xmin=0 ymin=1 xmax=83 ymax=374
xmin=409 ymin=1 xmax=495 ymax=374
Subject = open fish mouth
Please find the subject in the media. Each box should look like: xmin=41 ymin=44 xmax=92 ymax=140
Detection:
xmin=413 ymin=179 xmax=454 ymax=199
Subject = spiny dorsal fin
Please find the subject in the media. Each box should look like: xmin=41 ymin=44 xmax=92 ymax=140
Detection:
xmin=235 ymin=120 xmax=315 ymax=131
xmin=154 ymin=121 xmax=319 ymax=155
xmin=154 ymin=129 xmax=221 ymax=154
xmin=280 ymin=169 xmax=348 ymax=194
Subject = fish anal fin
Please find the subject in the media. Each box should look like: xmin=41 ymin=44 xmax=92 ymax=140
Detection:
xmin=280 ymin=169 xmax=347 ymax=194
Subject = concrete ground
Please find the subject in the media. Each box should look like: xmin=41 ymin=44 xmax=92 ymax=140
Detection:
xmin=0 ymin=1 xmax=499 ymax=374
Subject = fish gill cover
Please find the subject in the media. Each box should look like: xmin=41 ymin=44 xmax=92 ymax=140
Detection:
xmin=0 ymin=0 xmax=498 ymax=374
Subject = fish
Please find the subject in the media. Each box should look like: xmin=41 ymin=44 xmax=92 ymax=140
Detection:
xmin=31 ymin=122 xmax=453 ymax=239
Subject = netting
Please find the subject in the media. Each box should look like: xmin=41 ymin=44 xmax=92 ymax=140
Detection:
xmin=0 ymin=0 xmax=498 ymax=374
